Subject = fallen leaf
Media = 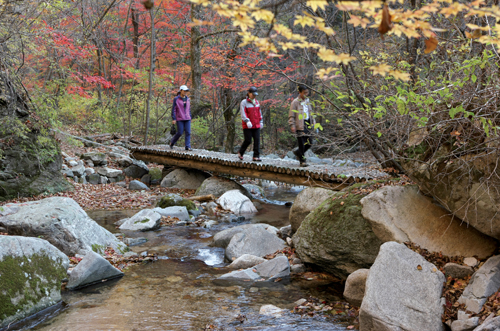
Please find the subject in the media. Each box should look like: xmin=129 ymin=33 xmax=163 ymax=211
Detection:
xmin=424 ymin=37 xmax=438 ymax=54
xmin=417 ymin=265 xmax=422 ymax=270
xmin=378 ymin=3 xmax=393 ymax=37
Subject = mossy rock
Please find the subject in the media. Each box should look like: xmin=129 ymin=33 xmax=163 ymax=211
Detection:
xmin=292 ymin=182 xmax=385 ymax=280
xmin=149 ymin=168 xmax=162 ymax=181
xmin=157 ymin=193 xmax=196 ymax=211
xmin=0 ymin=236 xmax=69 ymax=328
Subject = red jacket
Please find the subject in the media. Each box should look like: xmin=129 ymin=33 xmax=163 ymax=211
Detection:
xmin=240 ymin=98 xmax=263 ymax=129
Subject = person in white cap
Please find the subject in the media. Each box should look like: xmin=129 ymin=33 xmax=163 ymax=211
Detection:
xmin=170 ymin=85 xmax=192 ymax=151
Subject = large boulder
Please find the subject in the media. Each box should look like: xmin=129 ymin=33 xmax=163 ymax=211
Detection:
xmin=289 ymin=187 xmax=335 ymax=233
xmin=195 ymin=177 xmax=252 ymax=199
xmin=119 ymin=209 xmax=162 ymax=231
xmin=217 ymin=190 xmax=257 ymax=215
xmin=213 ymin=223 xmax=280 ymax=248
xmin=96 ymin=167 xmax=123 ymax=178
xmin=123 ymin=160 xmax=149 ymax=179
xmin=160 ymin=168 xmax=209 ymax=190
xmin=292 ymin=189 xmax=383 ymax=279
xmin=360 ymin=185 xmax=496 ymax=258
xmin=402 ymin=148 xmax=500 ymax=240
xmin=129 ymin=180 xmax=149 ymax=191
xmin=0 ymin=197 xmax=127 ymax=255
xmin=157 ymin=193 xmax=197 ymax=211
xmin=225 ymin=225 xmax=286 ymax=261
xmin=67 ymin=251 xmax=123 ymax=290
xmin=474 ymin=314 xmax=500 ymax=331
xmin=458 ymin=255 xmax=500 ymax=313
xmin=344 ymin=269 xmax=369 ymax=307
xmin=359 ymin=242 xmax=445 ymax=331
xmin=0 ymin=77 xmax=73 ymax=200
xmin=0 ymin=236 xmax=69 ymax=328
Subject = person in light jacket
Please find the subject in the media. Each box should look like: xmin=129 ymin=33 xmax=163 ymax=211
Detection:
xmin=238 ymin=86 xmax=263 ymax=162
xmin=289 ymin=85 xmax=316 ymax=167
xmin=169 ymin=85 xmax=192 ymax=151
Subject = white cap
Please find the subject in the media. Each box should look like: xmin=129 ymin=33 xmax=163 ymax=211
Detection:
xmin=179 ymin=85 xmax=190 ymax=91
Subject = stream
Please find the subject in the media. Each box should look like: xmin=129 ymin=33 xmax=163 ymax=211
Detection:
xmin=18 ymin=185 xmax=350 ymax=331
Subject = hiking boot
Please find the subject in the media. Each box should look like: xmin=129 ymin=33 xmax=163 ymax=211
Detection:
xmin=300 ymin=161 xmax=309 ymax=167
xmin=185 ymin=147 xmax=192 ymax=151
xmin=169 ymin=143 xmax=173 ymax=149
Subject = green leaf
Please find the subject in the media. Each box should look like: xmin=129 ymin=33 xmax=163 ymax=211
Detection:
xmin=471 ymin=74 xmax=477 ymax=83
xmin=377 ymin=131 xmax=382 ymax=138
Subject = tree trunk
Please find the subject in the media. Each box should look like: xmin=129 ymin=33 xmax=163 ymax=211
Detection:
xmin=144 ymin=8 xmax=156 ymax=146
xmin=131 ymin=8 xmax=140 ymax=69
xmin=223 ymin=87 xmax=236 ymax=153
xmin=190 ymin=4 xmax=202 ymax=112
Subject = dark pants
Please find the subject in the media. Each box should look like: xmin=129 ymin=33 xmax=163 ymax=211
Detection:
xmin=239 ymin=128 xmax=260 ymax=158
xmin=170 ymin=120 xmax=191 ymax=148
xmin=296 ymin=120 xmax=312 ymax=162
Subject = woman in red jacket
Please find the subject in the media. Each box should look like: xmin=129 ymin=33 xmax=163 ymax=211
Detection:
xmin=237 ymin=87 xmax=263 ymax=162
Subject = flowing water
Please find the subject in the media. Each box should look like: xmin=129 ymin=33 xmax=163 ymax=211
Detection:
xmin=16 ymin=186 xmax=350 ymax=331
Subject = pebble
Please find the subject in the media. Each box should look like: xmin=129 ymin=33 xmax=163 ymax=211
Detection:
xmin=249 ymin=287 xmax=259 ymax=293
xmin=464 ymin=257 xmax=478 ymax=267
xmin=294 ymin=298 xmax=307 ymax=306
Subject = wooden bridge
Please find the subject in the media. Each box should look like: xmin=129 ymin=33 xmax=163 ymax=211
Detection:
xmin=131 ymin=146 xmax=388 ymax=191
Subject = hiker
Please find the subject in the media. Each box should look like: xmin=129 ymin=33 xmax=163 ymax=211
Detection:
xmin=289 ymin=85 xmax=316 ymax=167
xmin=169 ymin=85 xmax=192 ymax=151
xmin=238 ymin=86 xmax=263 ymax=162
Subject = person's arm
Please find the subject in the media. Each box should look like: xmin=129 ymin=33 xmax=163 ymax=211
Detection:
xmin=171 ymin=97 xmax=177 ymax=122
xmin=288 ymin=99 xmax=297 ymax=132
xmin=240 ymin=100 xmax=252 ymax=128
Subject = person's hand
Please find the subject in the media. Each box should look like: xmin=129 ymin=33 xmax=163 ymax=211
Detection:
xmin=247 ymin=122 xmax=253 ymax=129
xmin=172 ymin=120 xmax=176 ymax=125
xmin=260 ymin=122 xmax=264 ymax=129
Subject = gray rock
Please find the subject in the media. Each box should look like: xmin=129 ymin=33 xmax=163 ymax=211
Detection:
xmin=0 ymin=236 xmax=69 ymax=328
xmin=119 ymin=209 xmax=161 ymax=231
xmin=360 ymin=185 xmax=496 ymax=258
xmin=68 ymin=160 xmax=78 ymax=167
xmin=160 ymin=168 xmax=209 ymax=190
xmin=290 ymin=264 xmax=306 ymax=273
xmin=474 ymin=314 xmax=500 ymax=331
xmin=115 ymin=155 xmax=134 ymax=168
xmin=217 ymin=190 xmax=257 ymax=215
xmin=259 ymin=305 xmax=286 ymax=317
xmin=243 ymin=184 xmax=266 ymax=198
xmin=71 ymin=161 xmax=85 ymax=177
xmin=0 ymin=197 xmax=126 ymax=255
xmin=129 ymin=180 xmax=150 ymax=191
xmin=86 ymin=160 xmax=94 ymax=167
xmin=115 ymin=181 xmax=127 ymax=188
xmin=451 ymin=317 xmax=479 ymax=331
xmin=213 ymin=224 xmax=276 ymax=248
xmin=61 ymin=169 xmax=74 ymax=177
xmin=344 ymin=269 xmax=369 ymax=307
xmin=196 ymin=177 xmax=252 ymax=199
xmin=84 ymin=168 xmax=95 ymax=176
xmin=189 ymin=208 xmax=201 ymax=217
xmin=444 ymin=263 xmax=474 ymax=279
xmin=141 ymin=174 xmax=151 ymax=186
xmin=458 ymin=255 xmax=500 ymax=313
xmin=87 ymin=173 xmax=101 ymax=185
xmin=228 ymin=254 xmax=266 ymax=269
xmin=123 ymin=161 xmax=149 ymax=179
xmin=289 ymin=187 xmax=335 ymax=233
xmin=123 ymin=237 xmax=148 ymax=246
xmin=81 ymin=152 xmax=107 ymax=166
xmin=78 ymin=176 xmax=87 ymax=184
xmin=279 ymin=225 xmax=292 ymax=239
xmin=66 ymin=251 xmax=123 ymax=290
xmin=100 ymin=176 xmax=108 ymax=185
xmin=359 ymin=242 xmax=445 ymax=331
xmin=153 ymin=206 xmax=190 ymax=222
xmin=226 ymin=225 xmax=286 ymax=260
xmin=97 ymin=167 xmax=123 ymax=178
xmin=464 ymin=257 xmax=479 ymax=268
xmin=218 ymin=256 xmax=290 ymax=282
xmin=65 ymin=156 xmax=76 ymax=163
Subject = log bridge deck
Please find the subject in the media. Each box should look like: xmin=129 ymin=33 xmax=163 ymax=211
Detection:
xmin=131 ymin=146 xmax=388 ymax=191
